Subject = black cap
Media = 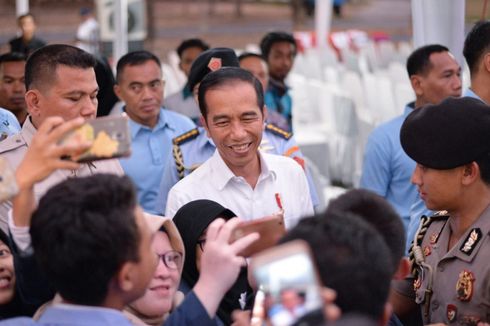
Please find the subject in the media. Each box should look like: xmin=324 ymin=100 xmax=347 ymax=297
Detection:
xmin=187 ymin=47 xmax=239 ymax=92
xmin=400 ymin=96 xmax=490 ymax=169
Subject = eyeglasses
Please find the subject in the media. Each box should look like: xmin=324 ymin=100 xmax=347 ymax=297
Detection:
xmin=197 ymin=239 xmax=206 ymax=251
xmin=157 ymin=250 xmax=183 ymax=270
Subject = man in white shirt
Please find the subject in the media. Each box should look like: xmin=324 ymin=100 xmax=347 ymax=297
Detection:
xmin=165 ymin=67 xmax=313 ymax=229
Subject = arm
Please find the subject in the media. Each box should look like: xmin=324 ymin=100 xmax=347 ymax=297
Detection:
xmin=154 ymin=161 xmax=180 ymax=215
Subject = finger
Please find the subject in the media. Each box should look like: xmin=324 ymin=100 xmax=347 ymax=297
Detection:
xmin=231 ymin=232 xmax=259 ymax=255
xmin=205 ymin=218 xmax=226 ymax=241
xmin=215 ymin=217 xmax=242 ymax=242
xmin=321 ymin=287 xmax=337 ymax=303
xmin=36 ymin=116 xmax=66 ymax=135
xmin=46 ymin=117 xmax=86 ymax=143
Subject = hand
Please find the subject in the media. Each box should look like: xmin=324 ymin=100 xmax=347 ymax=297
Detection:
xmin=322 ymin=287 xmax=341 ymax=322
xmin=231 ymin=310 xmax=251 ymax=326
xmin=16 ymin=116 xmax=90 ymax=190
xmin=194 ymin=218 xmax=259 ymax=317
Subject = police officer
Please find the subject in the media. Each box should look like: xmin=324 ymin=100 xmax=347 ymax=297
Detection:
xmin=391 ymin=97 xmax=490 ymax=325
xmin=155 ymin=48 xmax=319 ymax=214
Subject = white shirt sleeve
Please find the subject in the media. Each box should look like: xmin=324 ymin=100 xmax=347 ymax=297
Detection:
xmin=8 ymin=209 xmax=31 ymax=252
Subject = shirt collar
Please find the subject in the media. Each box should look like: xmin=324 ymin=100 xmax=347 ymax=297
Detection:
xmin=464 ymin=88 xmax=486 ymax=103
xmin=268 ymin=78 xmax=289 ymax=93
xmin=403 ymin=102 xmax=415 ymax=116
xmin=40 ymin=304 xmax=132 ymax=325
xmin=210 ymin=150 xmax=276 ymax=191
xmin=182 ymin=85 xmax=193 ymax=99
xmin=21 ymin=116 xmax=37 ymax=145
xmin=126 ymin=107 xmax=173 ymax=139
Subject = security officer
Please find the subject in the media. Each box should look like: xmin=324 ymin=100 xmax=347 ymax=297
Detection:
xmin=155 ymin=48 xmax=319 ymax=214
xmin=391 ymin=97 xmax=490 ymax=325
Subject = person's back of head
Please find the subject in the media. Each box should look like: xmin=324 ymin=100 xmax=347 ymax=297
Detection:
xmin=280 ymin=212 xmax=392 ymax=322
xmin=463 ymin=20 xmax=490 ymax=77
xmin=326 ymin=189 xmax=406 ymax=277
xmin=30 ymin=174 xmax=149 ymax=307
xmin=25 ymin=44 xmax=96 ymax=91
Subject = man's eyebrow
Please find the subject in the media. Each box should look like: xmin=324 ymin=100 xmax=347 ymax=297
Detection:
xmin=212 ymin=114 xmax=230 ymax=122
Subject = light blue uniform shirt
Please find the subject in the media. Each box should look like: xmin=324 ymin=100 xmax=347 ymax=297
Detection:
xmin=0 ymin=108 xmax=21 ymax=141
xmin=154 ymin=126 xmax=320 ymax=214
xmin=405 ymin=88 xmax=487 ymax=252
xmin=360 ymin=104 xmax=416 ymax=229
xmin=0 ymin=304 xmax=133 ymax=326
xmin=119 ymin=108 xmax=195 ymax=213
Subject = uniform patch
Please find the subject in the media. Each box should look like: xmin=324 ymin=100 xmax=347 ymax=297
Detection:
xmin=456 ymin=270 xmax=475 ymax=302
xmin=423 ymin=245 xmax=431 ymax=257
xmin=429 ymin=232 xmax=439 ymax=244
xmin=459 ymin=228 xmax=482 ymax=256
xmin=208 ymin=57 xmax=222 ymax=71
xmin=413 ymin=277 xmax=421 ymax=291
xmin=446 ymin=304 xmax=457 ymax=322
xmin=172 ymin=128 xmax=200 ymax=146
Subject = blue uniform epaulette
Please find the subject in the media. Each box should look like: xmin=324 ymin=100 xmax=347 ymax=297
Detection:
xmin=265 ymin=124 xmax=292 ymax=140
xmin=0 ymin=133 xmax=26 ymax=154
xmin=172 ymin=128 xmax=200 ymax=146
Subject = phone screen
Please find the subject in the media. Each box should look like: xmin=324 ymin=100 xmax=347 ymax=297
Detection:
xmin=253 ymin=252 xmax=323 ymax=326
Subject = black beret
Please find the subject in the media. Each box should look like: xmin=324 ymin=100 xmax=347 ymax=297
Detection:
xmin=400 ymin=96 xmax=490 ymax=169
xmin=187 ymin=47 xmax=239 ymax=92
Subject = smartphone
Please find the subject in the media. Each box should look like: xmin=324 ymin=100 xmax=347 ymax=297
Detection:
xmin=250 ymin=240 xmax=324 ymax=326
xmin=60 ymin=115 xmax=131 ymax=162
xmin=0 ymin=157 xmax=18 ymax=203
xmin=230 ymin=213 xmax=286 ymax=257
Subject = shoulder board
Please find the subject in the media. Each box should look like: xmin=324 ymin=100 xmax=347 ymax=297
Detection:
xmin=429 ymin=210 xmax=450 ymax=220
xmin=172 ymin=128 xmax=200 ymax=146
xmin=0 ymin=133 xmax=26 ymax=154
xmin=265 ymin=124 xmax=292 ymax=140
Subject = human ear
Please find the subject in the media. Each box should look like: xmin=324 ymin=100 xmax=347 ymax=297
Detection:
xmin=25 ymin=90 xmax=41 ymax=117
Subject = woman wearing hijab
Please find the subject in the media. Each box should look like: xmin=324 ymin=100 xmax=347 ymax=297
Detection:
xmin=173 ymin=199 xmax=254 ymax=326
xmin=125 ymin=213 xmax=186 ymax=326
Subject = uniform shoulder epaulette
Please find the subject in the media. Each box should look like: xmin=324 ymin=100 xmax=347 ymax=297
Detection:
xmin=265 ymin=124 xmax=292 ymax=140
xmin=0 ymin=133 xmax=26 ymax=154
xmin=172 ymin=128 xmax=200 ymax=146
xmin=429 ymin=210 xmax=450 ymax=220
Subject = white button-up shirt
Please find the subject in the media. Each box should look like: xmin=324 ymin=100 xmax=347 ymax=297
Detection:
xmin=165 ymin=150 xmax=314 ymax=229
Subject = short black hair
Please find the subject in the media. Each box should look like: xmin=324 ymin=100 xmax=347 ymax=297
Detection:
xmin=116 ymin=50 xmax=161 ymax=83
xmin=25 ymin=44 xmax=96 ymax=91
xmin=326 ymin=189 xmax=405 ymax=276
xmin=176 ymin=38 xmax=210 ymax=58
xmin=280 ymin=212 xmax=392 ymax=320
xmin=197 ymin=67 xmax=264 ymax=120
xmin=0 ymin=52 xmax=27 ymax=65
xmin=238 ymin=52 xmax=265 ymax=63
xmin=260 ymin=31 xmax=297 ymax=60
xmin=476 ymin=153 xmax=490 ymax=185
xmin=30 ymin=174 xmax=140 ymax=306
xmin=17 ymin=12 xmax=35 ymax=24
xmin=406 ymin=44 xmax=449 ymax=77
xmin=463 ymin=21 xmax=490 ymax=75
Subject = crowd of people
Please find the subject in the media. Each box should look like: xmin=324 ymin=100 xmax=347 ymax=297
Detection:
xmin=0 ymin=8 xmax=489 ymax=326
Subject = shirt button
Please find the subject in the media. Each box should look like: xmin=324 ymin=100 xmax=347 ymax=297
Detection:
xmin=15 ymin=139 xmax=21 ymax=143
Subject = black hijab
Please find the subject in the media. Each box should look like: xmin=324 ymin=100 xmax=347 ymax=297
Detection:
xmin=173 ymin=200 xmax=254 ymax=325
